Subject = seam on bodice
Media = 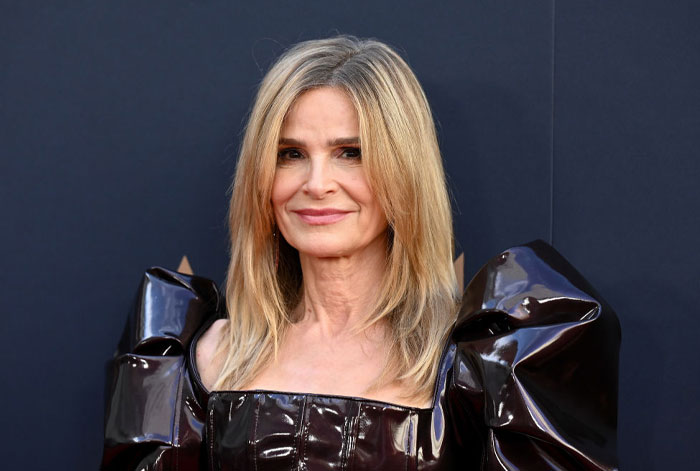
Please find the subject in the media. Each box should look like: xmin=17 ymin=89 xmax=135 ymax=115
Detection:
xmin=252 ymin=398 xmax=260 ymax=471
xmin=207 ymin=395 xmax=217 ymax=471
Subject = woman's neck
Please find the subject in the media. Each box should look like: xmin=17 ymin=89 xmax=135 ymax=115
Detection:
xmin=295 ymin=234 xmax=387 ymax=339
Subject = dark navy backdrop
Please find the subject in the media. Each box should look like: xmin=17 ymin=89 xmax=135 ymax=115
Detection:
xmin=2 ymin=1 xmax=698 ymax=469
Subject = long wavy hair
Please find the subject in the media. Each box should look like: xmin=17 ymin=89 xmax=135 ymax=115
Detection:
xmin=213 ymin=35 xmax=459 ymax=403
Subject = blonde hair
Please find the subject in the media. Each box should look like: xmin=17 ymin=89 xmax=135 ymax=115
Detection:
xmin=214 ymin=35 xmax=458 ymax=403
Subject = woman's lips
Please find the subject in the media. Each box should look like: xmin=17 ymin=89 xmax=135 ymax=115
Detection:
xmin=293 ymin=209 xmax=351 ymax=225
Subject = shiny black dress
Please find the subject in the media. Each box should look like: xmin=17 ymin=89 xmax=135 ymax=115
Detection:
xmin=101 ymin=240 xmax=620 ymax=470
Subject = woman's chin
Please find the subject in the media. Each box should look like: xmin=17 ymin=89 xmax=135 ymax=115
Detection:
xmin=290 ymin=231 xmax=388 ymax=261
xmin=291 ymin=237 xmax=360 ymax=259
xmin=297 ymin=245 xmax=352 ymax=259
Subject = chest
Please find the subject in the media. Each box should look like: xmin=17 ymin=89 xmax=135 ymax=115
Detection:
xmin=244 ymin=328 xmax=419 ymax=406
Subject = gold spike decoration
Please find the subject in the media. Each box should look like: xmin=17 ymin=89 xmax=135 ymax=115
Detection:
xmin=177 ymin=255 xmax=194 ymax=275
xmin=453 ymin=252 xmax=464 ymax=294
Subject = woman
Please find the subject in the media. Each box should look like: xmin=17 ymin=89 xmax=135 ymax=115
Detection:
xmin=102 ymin=36 xmax=619 ymax=470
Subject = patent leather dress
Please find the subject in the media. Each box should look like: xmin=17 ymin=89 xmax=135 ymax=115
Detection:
xmin=101 ymin=240 xmax=620 ymax=470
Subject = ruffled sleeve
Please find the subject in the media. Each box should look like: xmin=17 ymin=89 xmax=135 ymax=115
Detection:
xmin=100 ymin=267 xmax=221 ymax=471
xmin=448 ymin=240 xmax=620 ymax=470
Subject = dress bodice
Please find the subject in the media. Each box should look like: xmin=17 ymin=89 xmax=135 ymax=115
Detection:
xmin=101 ymin=240 xmax=620 ymax=471
xmin=188 ymin=312 xmax=460 ymax=470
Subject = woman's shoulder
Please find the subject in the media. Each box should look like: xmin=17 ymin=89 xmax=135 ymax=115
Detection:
xmin=195 ymin=318 xmax=228 ymax=391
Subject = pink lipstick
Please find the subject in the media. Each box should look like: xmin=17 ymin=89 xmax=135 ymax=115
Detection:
xmin=293 ymin=208 xmax=351 ymax=225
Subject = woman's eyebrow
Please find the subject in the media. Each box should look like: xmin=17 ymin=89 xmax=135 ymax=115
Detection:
xmin=278 ymin=137 xmax=304 ymax=146
xmin=278 ymin=137 xmax=360 ymax=146
xmin=327 ymin=137 xmax=359 ymax=146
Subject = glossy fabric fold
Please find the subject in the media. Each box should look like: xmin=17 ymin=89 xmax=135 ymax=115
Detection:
xmin=101 ymin=268 xmax=221 ymax=471
xmin=451 ymin=241 xmax=620 ymax=470
xmin=101 ymin=240 xmax=620 ymax=470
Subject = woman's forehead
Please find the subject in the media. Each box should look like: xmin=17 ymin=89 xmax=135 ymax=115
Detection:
xmin=280 ymin=88 xmax=359 ymax=143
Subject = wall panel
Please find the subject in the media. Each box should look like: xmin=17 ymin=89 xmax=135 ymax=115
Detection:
xmin=553 ymin=1 xmax=700 ymax=469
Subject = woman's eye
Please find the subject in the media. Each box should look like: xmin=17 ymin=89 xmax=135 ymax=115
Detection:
xmin=339 ymin=147 xmax=361 ymax=159
xmin=277 ymin=148 xmax=304 ymax=161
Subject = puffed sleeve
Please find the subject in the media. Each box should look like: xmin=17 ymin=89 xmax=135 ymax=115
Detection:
xmin=448 ymin=240 xmax=620 ymax=470
xmin=100 ymin=267 xmax=221 ymax=471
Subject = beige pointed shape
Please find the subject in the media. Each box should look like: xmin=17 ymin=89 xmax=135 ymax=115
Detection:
xmin=453 ymin=252 xmax=464 ymax=294
xmin=177 ymin=255 xmax=194 ymax=275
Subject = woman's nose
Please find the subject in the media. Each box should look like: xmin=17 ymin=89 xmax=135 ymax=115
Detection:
xmin=303 ymin=156 xmax=337 ymax=198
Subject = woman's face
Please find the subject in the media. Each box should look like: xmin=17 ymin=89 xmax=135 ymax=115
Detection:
xmin=272 ymin=87 xmax=388 ymax=259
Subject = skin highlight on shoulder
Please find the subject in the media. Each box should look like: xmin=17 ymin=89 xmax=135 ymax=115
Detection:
xmin=196 ymin=319 xmax=228 ymax=391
